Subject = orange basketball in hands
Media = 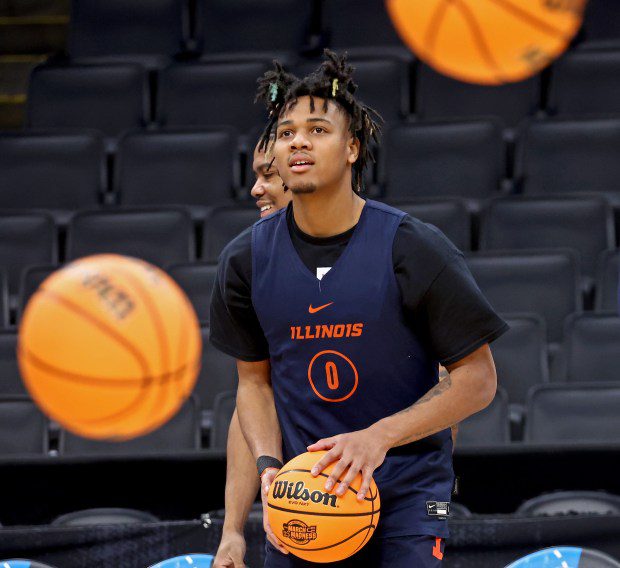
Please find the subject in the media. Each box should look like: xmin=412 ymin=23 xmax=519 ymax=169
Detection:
xmin=18 ymin=254 xmax=201 ymax=440
xmin=386 ymin=0 xmax=586 ymax=85
xmin=267 ymin=451 xmax=380 ymax=563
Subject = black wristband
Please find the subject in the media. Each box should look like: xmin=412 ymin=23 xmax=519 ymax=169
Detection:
xmin=257 ymin=455 xmax=283 ymax=477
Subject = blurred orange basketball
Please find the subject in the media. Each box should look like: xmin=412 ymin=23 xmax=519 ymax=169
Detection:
xmin=387 ymin=0 xmax=586 ymax=85
xmin=18 ymin=254 xmax=201 ymax=441
xmin=267 ymin=451 xmax=380 ymax=563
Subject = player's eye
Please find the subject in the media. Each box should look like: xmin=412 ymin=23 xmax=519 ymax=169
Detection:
xmin=313 ymin=127 xmax=325 ymax=134
xmin=279 ymin=130 xmax=293 ymax=138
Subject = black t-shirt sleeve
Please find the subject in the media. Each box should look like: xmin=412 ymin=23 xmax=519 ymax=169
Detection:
xmin=394 ymin=216 xmax=508 ymax=367
xmin=209 ymin=226 xmax=270 ymax=362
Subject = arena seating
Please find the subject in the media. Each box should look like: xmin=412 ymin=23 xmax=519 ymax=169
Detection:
xmin=66 ymin=208 xmax=194 ymax=266
xmin=158 ymin=62 xmax=270 ymax=133
xmin=0 ymin=333 xmax=26 ymax=396
xmin=0 ymin=131 xmax=105 ymax=217
xmin=583 ymin=0 xmax=620 ymax=44
xmin=0 ymin=396 xmax=48 ymax=455
xmin=595 ymin=250 xmax=620 ymax=311
xmin=195 ymin=328 xmax=237 ymax=422
xmin=211 ymin=389 xmax=236 ymax=449
xmin=27 ymin=64 xmax=149 ymax=148
xmin=387 ymin=199 xmax=471 ymax=251
xmin=479 ymin=195 xmax=615 ymax=283
xmin=68 ymin=0 xmax=187 ymax=66
xmin=548 ymin=49 xmax=620 ymax=116
xmin=381 ymin=119 xmax=506 ymax=203
xmin=202 ymin=206 xmax=256 ymax=262
xmin=167 ymin=263 xmax=217 ymax=326
xmin=564 ymin=313 xmax=620 ymax=382
xmin=0 ymin=213 xmax=57 ymax=307
xmin=525 ymin=383 xmax=620 ymax=443
xmin=456 ymin=387 xmax=510 ymax=447
xmin=517 ymin=490 xmax=620 ymax=516
xmin=115 ymin=128 xmax=239 ymax=213
xmin=0 ymin=276 xmax=8 ymax=330
xmin=17 ymin=265 xmax=57 ymax=323
xmin=515 ymin=117 xmax=620 ymax=203
xmin=58 ymin=395 xmax=200 ymax=455
xmin=51 ymin=507 xmax=160 ymax=526
xmin=416 ymin=63 xmax=541 ymax=128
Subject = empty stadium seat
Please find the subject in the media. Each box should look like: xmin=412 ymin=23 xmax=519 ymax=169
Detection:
xmin=198 ymin=0 xmax=313 ymax=58
xmin=202 ymin=207 xmax=256 ymax=263
xmin=295 ymin=56 xmax=410 ymax=122
xmin=548 ymin=50 xmax=620 ymax=117
xmin=167 ymin=263 xmax=217 ymax=325
xmin=158 ymin=61 xmax=270 ymax=133
xmin=0 ymin=273 xmax=8 ymax=329
xmin=115 ymin=129 xmax=239 ymax=214
xmin=388 ymin=199 xmax=471 ymax=251
xmin=381 ymin=120 xmax=505 ymax=203
xmin=479 ymin=196 xmax=615 ymax=281
xmin=68 ymin=0 xmax=187 ymax=66
xmin=516 ymin=118 xmax=620 ymax=202
xmin=17 ymin=265 xmax=57 ymax=323
xmin=0 ymin=332 xmax=27 ymax=396
xmin=517 ymin=490 xmax=620 ymax=516
xmin=194 ymin=328 xmax=237 ymax=418
xmin=416 ymin=63 xmax=540 ymax=128
xmin=456 ymin=387 xmax=510 ymax=447
xmin=492 ymin=314 xmax=549 ymax=406
xmin=27 ymin=64 xmax=149 ymax=147
xmin=59 ymin=396 xmax=200 ymax=455
xmin=525 ymin=383 xmax=620 ymax=443
xmin=0 ymin=131 xmax=105 ymax=217
xmin=321 ymin=0 xmax=413 ymax=61
xmin=595 ymin=250 xmax=619 ymax=313
xmin=66 ymin=209 xmax=194 ymax=267
xmin=210 ymin=390 xmax=236 ymax=449
xmin=584 ymin=0 xmax=620 ymax=44
xmin=0 ymin=396 xmax=48 ymax=455
xmin=0 ymin=213 xmax=57 ymax=306
xmin=564 ymin=313 xmax=620 ymax=382
xmin=466 ymin=250 xmax=581 ymax=343
xmin=52 ymin=507 xmax=159 ymax=526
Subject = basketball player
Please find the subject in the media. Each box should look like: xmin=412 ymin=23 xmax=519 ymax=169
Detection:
xmin=213 ymin=142 xmax=292 ymax=568
xmin=211 ymin=51 xmax=505 ymax=566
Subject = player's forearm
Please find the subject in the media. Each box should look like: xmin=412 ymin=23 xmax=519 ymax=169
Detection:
xmin=222 ymin=409 xmax=260 ymax=534
xmin=371 ymin=345 xmax=496 ymax=449
xmin=236 ymin=359 xmax=283 ymax=462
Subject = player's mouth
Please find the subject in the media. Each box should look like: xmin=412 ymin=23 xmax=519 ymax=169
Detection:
xmin=289 ymin=153 xmax=314 ymax=173
xmin=257 ymin=200 xmax=275 ymax=218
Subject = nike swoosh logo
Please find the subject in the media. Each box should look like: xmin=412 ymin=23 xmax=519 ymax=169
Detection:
xmin=308 ymin=302 xmax=333 ymax=314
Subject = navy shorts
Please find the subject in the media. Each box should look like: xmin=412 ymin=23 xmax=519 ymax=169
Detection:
xmin=264 ymin=535 xmax=446 ymax=567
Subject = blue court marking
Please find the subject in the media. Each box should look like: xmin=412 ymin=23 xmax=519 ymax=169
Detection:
xmin=0 ymin=562 xmax=31 ymax=568
xmin=149 ymin=554 xmax=214 ymax=568
xmin=506 ymin=547 xmax=583 ymax=568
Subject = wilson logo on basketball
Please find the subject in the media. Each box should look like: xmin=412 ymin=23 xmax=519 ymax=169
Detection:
xmin=272 ymin=480 xmax=337 ymax=508
xmin=282 ymin=519 xmax=318 ymax=545
xmin=81 ymin=271 xmax=136 ymax=320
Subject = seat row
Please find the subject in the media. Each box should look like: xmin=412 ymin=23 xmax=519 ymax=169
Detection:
xmin=3 ymin=116 xmax=620 ymax=209
xmin=2 ymin=381 xmax=619 ymax=457
xmin=24 ymin=47 xmax=620 ymax=144
xmin=63 ymin=0 xmax=620 ymax=66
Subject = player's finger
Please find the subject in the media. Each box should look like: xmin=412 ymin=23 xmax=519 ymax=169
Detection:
xmin=336 ymin=461 xmax=361 ymax=496
xmin=324 ymin=457 xmax=350 ymax=492
xmin=357 ymin=468 xmax=374 ymax=501
xmin=307 ymin=437 xmax=336 ymax=452
xmin=310 ymin=447 xmax=341 ymax=476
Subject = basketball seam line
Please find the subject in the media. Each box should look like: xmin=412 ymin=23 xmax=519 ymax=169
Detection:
xmin=267 ymin=503 xmax=381 ymax=518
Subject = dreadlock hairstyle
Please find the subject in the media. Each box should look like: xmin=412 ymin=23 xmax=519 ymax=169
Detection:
xmin=255 ymin=49 xmax=383 ymax=193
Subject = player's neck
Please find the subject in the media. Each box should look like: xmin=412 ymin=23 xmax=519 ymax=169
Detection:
xmin=291 ymin=185 xmax=365 ymax=238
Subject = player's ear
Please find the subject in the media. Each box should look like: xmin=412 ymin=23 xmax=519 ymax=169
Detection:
xmin=347 ymin=136 xmax=360 ymax=165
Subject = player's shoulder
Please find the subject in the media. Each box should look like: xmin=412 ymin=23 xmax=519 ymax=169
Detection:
xmin=218 ymin=224 xmax=253 ymax=268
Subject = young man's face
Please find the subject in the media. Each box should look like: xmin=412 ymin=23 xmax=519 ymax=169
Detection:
xmin=273 ymin=96 xmax=359 ymax=195
xmin=250 ymin=145 xmax=292 ymax=218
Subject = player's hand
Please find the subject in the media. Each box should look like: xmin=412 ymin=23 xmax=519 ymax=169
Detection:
xmin=213 ymin=530 xmax=247 ymax=567
xmin=261 ymin=467 xmax=289 ymax=555
xmin=307 ymin=428 xmax=389 ymax=501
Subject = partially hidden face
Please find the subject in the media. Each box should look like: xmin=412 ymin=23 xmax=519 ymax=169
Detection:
xmin=272 ymin=96 xmax=360 ymax=195
xmin=251 ymin=144 xmax=292 ymax=218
